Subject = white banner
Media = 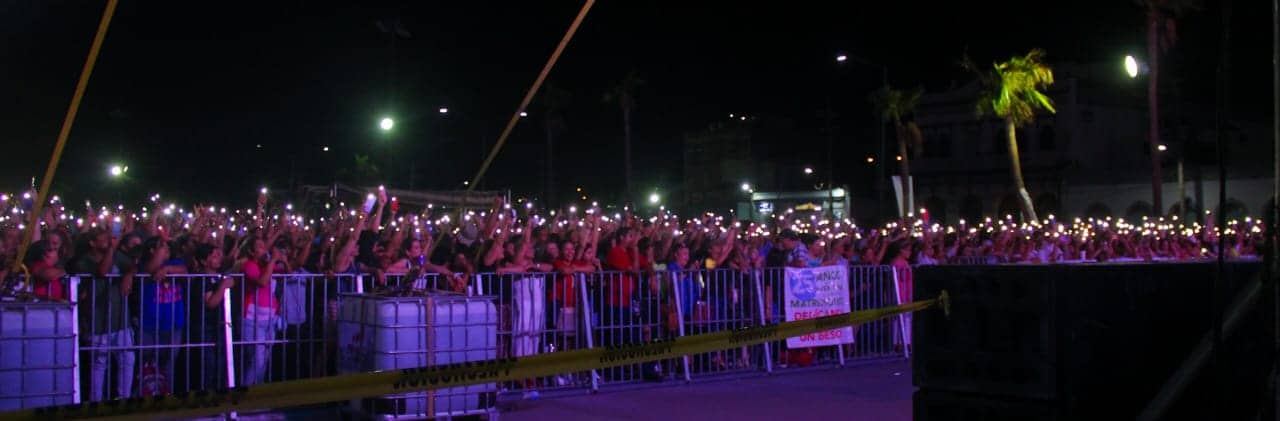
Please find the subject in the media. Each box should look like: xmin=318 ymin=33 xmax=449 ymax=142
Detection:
xmin=784 ymin=265 xmax=854 ymax=348
xmin=891 ymin=175 xmax=915 ymax=218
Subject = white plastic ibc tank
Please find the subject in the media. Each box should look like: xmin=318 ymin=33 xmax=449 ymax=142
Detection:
xmin=425 ymin=295 xmax=498 ymax=416
xmin=0 ymin=302 xmax=77 ymax=410
xmin=336 ymin=293 xmax=498 ymax=418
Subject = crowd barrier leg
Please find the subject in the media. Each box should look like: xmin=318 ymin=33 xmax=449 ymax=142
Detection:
xmin=891 ymin=269 xmax=910 ymax=359
xmin=670 ymin=275 xmax=692 ymax=383
xmin=222 ymin=287 xmax=237 ymax=420
xmin=577 ymin=274 xmax=599 ymax=393
xmin=69 ymin=277 xmax=81 ymax=405
xmin=752 ymin=270 xmax=773 ymax=374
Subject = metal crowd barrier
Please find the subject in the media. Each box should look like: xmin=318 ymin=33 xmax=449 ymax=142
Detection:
xmin=70 ymin=273 xmax=362 ymax=404
xmin=1 ymin=265 xmax=912 ymax=410
xmin=231 ymin=273 xmax=362 ymax=387
xmin=951 ymin=255 xmax=1002 ymax=265
xmin=757 ymin=266 xmax=907 ymax=374
xmin=673 ymin=269 xmax=761 ymax=380
xmin=471 ymin=272 xmax=601 ymax=395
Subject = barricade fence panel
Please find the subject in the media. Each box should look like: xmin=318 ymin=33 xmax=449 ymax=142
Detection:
xmin=76 ymin=274 xmax=228 ymax=402
xmin=677 ymin=269 xmax=762 ymax=379
xmin=473 ymin=271 xmax=596 ymax=396
xmin=5 ymin=265 xmax=911 ymax=410
xmin=232 ymin=273 xmax=360 ymax=388
xmin=760 ymin=265 xmax=906 ymax=371
xmin=583 ymin=270 xmax=681 ymax=387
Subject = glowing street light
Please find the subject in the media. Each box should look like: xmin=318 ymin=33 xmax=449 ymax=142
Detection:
xmin=803 ymin=167 xmax=814 ymax=175
xmin=379 ymin=117 xmax=395 ymax=131
xmin=1124 ymin=55 xmax=1149 ymax=79
xmin=108 ymin=164 xmax=128 ymax=178
xmin=740 ymin=182 xmax=751 ymax=192
xmin=648 ymin=192 xmax=660 ymax=205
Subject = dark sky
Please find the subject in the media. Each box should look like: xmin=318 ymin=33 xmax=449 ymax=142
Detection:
xmin=1 ymin=0 xmax=1271 ymax=207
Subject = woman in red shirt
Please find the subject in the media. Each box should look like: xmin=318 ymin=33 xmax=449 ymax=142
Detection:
xmin=26 ymin=240 xmax=66 ymax=301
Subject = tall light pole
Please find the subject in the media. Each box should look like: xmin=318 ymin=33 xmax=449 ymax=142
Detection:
xmin=108 ymin=163 xmax=127 ymax=203
xmin=838 ymin=52 xmax=891 ymax=222
xmin=1126 ymin=48 xmax=1163 ymax=213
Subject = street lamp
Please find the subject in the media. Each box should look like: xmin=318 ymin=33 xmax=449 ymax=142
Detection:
xmin=648 ymin=192 xmax=660 ymax=205
xmin=1125 ymin=53 xmax=1164 ymax=214
xmin=1124 ymin=55 xmax=1149 ymax=78
xmin=108 ymin=164 xmax=127 ymax=177
xmin=741 ymin=182 xmax=752 ymax=192
xmin=379 ymin=117 xmax=395 ymax=131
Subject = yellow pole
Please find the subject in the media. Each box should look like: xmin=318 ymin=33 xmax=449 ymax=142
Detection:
xmin=467 ymin=0 xmax=595 ymax=190
xmin=426 ymin=0 xmax=594 ymax=261
xmin=12 ymin=0 xmax=120 ymax=271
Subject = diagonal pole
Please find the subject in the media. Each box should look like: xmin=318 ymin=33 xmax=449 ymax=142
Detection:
xmin=425 ymin=0 xmax=595 ymax=261
xmin=12 ymin=0 xmax=120 ymax=272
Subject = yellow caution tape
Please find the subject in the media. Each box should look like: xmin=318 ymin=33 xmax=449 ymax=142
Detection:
xmin=3 ymin=291 xmax=948 ymax=421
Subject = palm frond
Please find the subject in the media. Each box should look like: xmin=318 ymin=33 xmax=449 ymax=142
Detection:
xmin=981 ymin=48 xmax=1058 ymax=126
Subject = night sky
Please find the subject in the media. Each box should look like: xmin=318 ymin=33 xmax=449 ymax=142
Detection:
xmin=1 ymin=0 xmax=1271 ymax=208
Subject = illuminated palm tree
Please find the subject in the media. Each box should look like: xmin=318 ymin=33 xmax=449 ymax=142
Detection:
xmin=963 ymin=49 xmax=1057 ymax=222
xmin=868 ymin=86 xmax=923 ymax=218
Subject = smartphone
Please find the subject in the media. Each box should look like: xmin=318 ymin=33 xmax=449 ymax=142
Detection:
xmin=363 ymin=194 xmax=377 ymax=213
xmin=111 ymin=220 xmax=122 ymax=238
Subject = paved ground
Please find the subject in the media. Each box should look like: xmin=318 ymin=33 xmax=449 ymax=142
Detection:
xmin=502 ymin=360 xmax=913 ymax=421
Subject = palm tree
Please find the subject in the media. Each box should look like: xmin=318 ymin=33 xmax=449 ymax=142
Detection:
xmin=963 ymin=49 xmax=1057 ymax=222
xmin=539 ymin=82 xmax=571 ymax=207
xmin=1135 ymin=0 xmax=1199 ymax=215
xmin=869 ymin=86 xmax=924 ymax=219
xmin=337 ymin=154 xmax=382 ymax=188
xmin=604 ymin=70 xmax=644 ymax=202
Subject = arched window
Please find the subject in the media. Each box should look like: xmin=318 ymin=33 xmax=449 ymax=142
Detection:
xmin=924 ymin=197 xmax=947 ymax=224
xmin=1168 ymin=198 xmax=1195 ymax=220
xmin=1216 ymin=199 xmax=1248 ymax=221
xmin=1125 ymin=201 xmax=1153 ymax=222
xmin=1035 ymin=193 xmax=1060 ymax=218
xmin=1085 ymin=203 xmax=1112 ymax=219
xmin=997 ymin=194 xmax=1021 ymax=220
xmin=961 ymin=195 xmax=983 ymax=223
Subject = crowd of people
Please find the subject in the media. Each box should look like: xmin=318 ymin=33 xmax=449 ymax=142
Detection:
xmin=0 ymin=187 xmax=1266 ymax=298
xmin=0 ymin=187 xmax=1264 ymax=400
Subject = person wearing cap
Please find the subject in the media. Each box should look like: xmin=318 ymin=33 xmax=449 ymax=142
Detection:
xmin=765 ymin=229 xmax=808 ymax=268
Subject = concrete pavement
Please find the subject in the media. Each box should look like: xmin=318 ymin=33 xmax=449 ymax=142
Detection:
xmin=503 ymin=360 xmax=913 ymax=421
